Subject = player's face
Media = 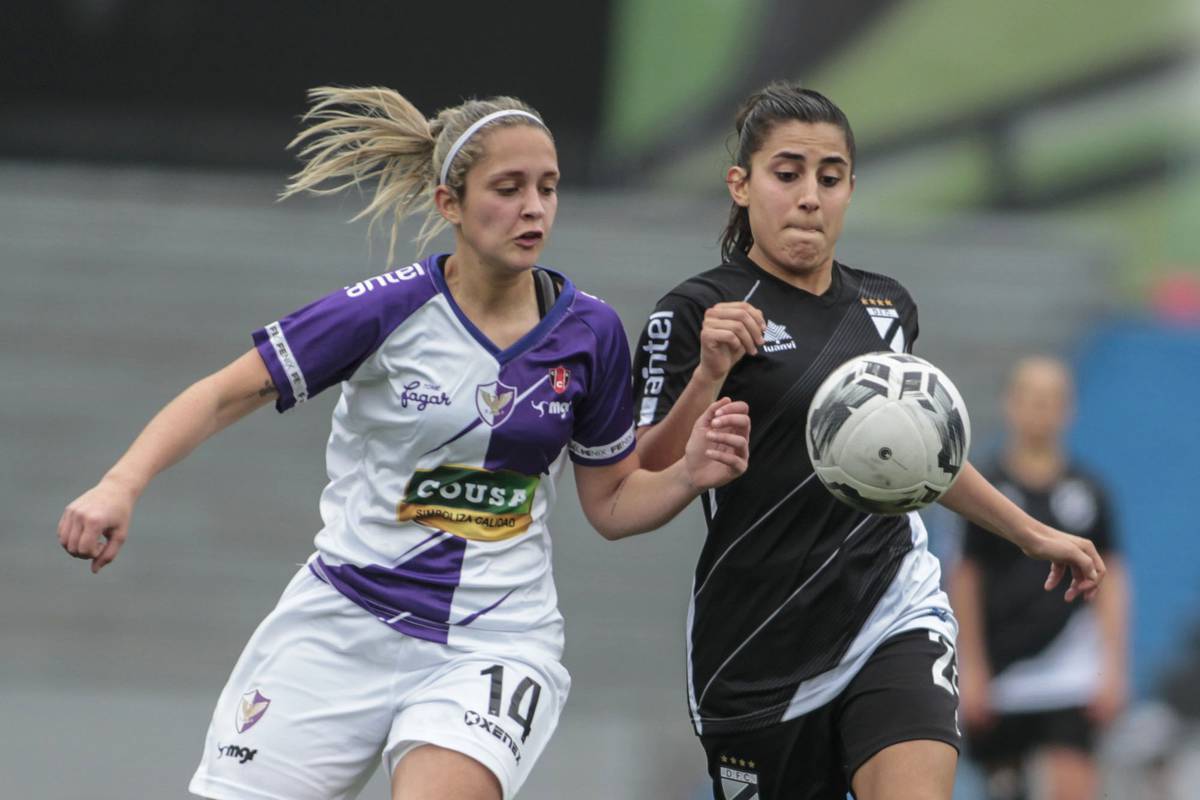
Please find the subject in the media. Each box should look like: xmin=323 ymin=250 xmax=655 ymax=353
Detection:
xmin=728 ymin=121 xmax=854 ymax=280
xmin=452 ymin=125 xmax=559 ymax=273
xmin=1006 ymin=360 xmax=1073 ymax=445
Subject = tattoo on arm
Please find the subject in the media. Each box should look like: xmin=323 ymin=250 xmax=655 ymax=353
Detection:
xmin=255 ymin=380 xmax=277 ymax=399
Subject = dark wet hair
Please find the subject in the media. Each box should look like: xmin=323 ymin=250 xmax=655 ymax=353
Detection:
xmin=720 ymin=82 xmax=856 ymax=261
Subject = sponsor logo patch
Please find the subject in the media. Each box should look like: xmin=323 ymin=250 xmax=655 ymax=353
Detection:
xmin=638 ymin=310 xmax=674 ymax=425
xmin=399 ymin=380 xmax=451 ymax=411
xmin=463 ymin=710 xmax=523 ymax=763
xmin=344 ymin=262 xmax=426 ymax=297
xmin=235 ymin=689 xmax=271 ymax=734
xmin=531 ymin=399 xmax=571 ymax=419
xmin=397 ymin=465 xmax=539 ymax=541
xmin=762 ymin=320 xmax=796 ymax=353
xmin=216 ymin=742 xmax=258 ymax=764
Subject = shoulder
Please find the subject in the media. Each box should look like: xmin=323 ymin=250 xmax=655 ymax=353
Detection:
xmin=665 ymin=262 xmax=757 ymax=307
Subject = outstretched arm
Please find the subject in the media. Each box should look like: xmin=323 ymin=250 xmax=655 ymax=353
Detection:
xmin=58 ymin=349 xmax=277 ymax=572
xmin=576 ymin=399 xmax=750 ymax=540
xmin=940 ymin=462 xmax=1105 ymax=602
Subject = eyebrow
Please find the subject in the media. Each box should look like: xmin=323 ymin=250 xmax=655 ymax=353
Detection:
xmin=772 ymin=151 xmax=849 ymax=167
xmin=488 ymin=169 xmax=560 ymax=181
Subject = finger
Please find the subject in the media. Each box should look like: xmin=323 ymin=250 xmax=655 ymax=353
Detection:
xmin=75 ymin=519 xmax=104 ymax=561
xmin=702 ymin=328 xmax=747 ymax=358
xmin=57 ymin=506 xmax=72 ymax=547
xmin=1044 ymin=562 xmax=1065 ymax=591
xmin=711 ymin=411 xmax=751 ymax=430
xmin=66 ymin=513 xmax=89 ymax=557
xmin=705 ymin=449 xmax=748 ymax=472
xmin=706 ymin=431 xmax=748 ymax=449
xmin=92 ymin=529 xmax=126 ymax=573
xmin=706 ymin=319 xmax=759 ymax=355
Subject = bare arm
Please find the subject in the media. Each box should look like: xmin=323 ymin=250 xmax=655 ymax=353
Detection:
xmin=948 ymin=557 xmax=994 ymax=730
xmin=58 ymin=349 xmax=277 ymax=572
xmin=637 ymin=302 xmax=763 ymax=470
xmin=940 ymin=462 xmax=1105 ymax=602
xmin=577 ymin=400 xmax=749 ymax=540
xmin=1089 ymin=555 xmax=1129 ymax=724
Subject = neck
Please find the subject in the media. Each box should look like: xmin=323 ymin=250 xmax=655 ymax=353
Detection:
xmin=443 ymin=248 xmax=534 ymax=315
xmin=1004 ymin=441 xmax=1065 ymax=489
xmin=746 ymin=245 xmax=834 ymax=295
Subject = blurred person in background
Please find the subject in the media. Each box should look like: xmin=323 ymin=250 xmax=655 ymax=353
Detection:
xmin=632 ymin=81 xmax=1106 ymax=800
xmin=56 ymin=86 xmax=750 ymax=800
xmin=951 ymin=356 xmax=1129 ymax=800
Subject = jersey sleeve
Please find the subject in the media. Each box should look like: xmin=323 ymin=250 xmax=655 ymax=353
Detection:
xmin=252 ymin=284 xmax=397 ymax=412
xmin=568 ymin=303 xmax=636 ymax=466
xmin=630 ymin=292 xmax=706 ymax=428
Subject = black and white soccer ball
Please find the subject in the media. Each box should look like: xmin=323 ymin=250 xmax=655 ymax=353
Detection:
xmin=805 ymin=352 xmax=971 ymax=515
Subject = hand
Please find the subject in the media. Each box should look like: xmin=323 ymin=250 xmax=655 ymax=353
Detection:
xmin=58 ymin=476 xmax=138 ymax=573
xmin=696 ymin=302 xmax=765 ymax=385
xmin=684 ymin=397 xmax=750 ymax=491
xmin=1021 ymin=525 xmax=1106 ymax=602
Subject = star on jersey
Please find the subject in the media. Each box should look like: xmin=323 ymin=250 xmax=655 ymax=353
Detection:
xmin=476 ymin=381 xmax=516 ymax=427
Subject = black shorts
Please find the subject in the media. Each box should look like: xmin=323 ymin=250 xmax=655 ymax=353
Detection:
xmin=701 ymin=629 xmax=962 ymax=800
xmin=968 ymin=706 xmax=1095 ymax=765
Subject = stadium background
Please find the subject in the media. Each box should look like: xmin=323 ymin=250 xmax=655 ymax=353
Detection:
xmin=2 ymin=0 xmax=1198 ymax=797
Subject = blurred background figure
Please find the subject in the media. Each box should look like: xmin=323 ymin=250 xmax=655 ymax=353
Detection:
xmin=3 ymin=1 xmax=1197 ymax=798
xmin=950 ymin=356 xmax=1128 ymax=800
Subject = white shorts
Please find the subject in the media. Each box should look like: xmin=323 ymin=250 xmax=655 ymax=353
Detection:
xmin=189 ymin=567 xmax=570 ymax=800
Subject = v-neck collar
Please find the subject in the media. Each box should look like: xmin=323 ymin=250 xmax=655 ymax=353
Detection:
xmin=730 ymin=251 xmax=844 ymax=307
xmin=427 ymin=254 xmax=575 ymax=365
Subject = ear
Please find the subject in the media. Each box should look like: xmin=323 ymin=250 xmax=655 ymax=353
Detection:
xmin=434 ymin=184 xmax=462 ymax=226
xmin=848 ymin=172 xmax=856 ymax=202
xmin=726 ymin=165 xmax=750 ymax=208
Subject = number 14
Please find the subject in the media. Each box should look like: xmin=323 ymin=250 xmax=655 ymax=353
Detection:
xmin=480 ymin=664 xmax=542 ymax=743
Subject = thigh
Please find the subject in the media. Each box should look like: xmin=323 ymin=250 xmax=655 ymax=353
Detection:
xmin=700 ymin=708 xmax=847 ymax=800
xmin=385 ymin=646 xmax=571 ymax=800
xmin=838 ymin=629 xmax=962 ymax=796
xmin=851 ymin=740 xmax=957 ymax=800
xmin=392 ymin=743 xmax=501 ymax=800
xmin=189 ymin=568 xmax=395 ymax=800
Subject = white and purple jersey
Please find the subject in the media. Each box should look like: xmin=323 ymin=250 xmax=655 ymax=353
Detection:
xmin=252 ymin=254 xmax=635 ymax=655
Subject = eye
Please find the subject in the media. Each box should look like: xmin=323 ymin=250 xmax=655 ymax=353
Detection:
xmin=496 ymin=185 xmax=519 ymax=196
xmin=540 ymin=184 xmax=558 ymax=196
xmin=819 ymin=174 xmax=842 ymax=187
xmin=774 ymin=171 xmax=798 ymax=183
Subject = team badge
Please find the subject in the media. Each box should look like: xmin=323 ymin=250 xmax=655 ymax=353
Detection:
xmin=549 ymin=365 xmax=570 ymax=394
xmin=236 ymin=689 xmax=271 ymax=734
xmin=476 ymin=380 xmax=516 ymax=427
xmin=718 ymin=755 xmax=760 ymax=799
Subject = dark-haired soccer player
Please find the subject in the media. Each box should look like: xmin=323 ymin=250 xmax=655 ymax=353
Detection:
xmin=952 ymin=356 xmax=1128 ymax=800
xmin=633 ymin=82 xmax=1107 ymax=800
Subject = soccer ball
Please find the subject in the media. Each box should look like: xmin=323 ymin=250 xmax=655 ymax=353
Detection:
xmin=806 ymin=352 xmax=971 ymax=515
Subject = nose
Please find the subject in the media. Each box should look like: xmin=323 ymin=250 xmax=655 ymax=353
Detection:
xmin=521 ymin=185 xmax=546 ymax=220
xmin=797 ymin=174 xmax=821 ymax=212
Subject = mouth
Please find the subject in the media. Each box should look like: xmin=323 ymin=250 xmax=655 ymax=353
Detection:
xmin=515 ymin=231 xmax=544 ymax=247
xmin=791 ymin=223 xmax=823 ymax=233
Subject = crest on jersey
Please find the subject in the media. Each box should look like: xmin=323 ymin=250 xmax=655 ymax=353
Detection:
xmin=476 ymin=380 xmax=517 ymax=427
xmin=549 ymin=365 xmax=570 ymax=394
xmin=718 ymin=755 xmax=760 ymax=799
xmin=236 ymin=688 xmax=271 ymax=733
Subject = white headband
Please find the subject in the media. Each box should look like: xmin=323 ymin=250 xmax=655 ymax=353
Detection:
xmin=438 ymin=109 xmax=544 ymax=187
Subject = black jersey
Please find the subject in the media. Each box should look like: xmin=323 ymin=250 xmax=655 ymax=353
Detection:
xmin=633 ymin=252 xmax=955 ymax=736
xmin=962 ymin=461 xmax=1117 ymax=711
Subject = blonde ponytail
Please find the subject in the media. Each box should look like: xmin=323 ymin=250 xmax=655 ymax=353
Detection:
xmin=282 ymin=86 xmax=549 ymax=262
